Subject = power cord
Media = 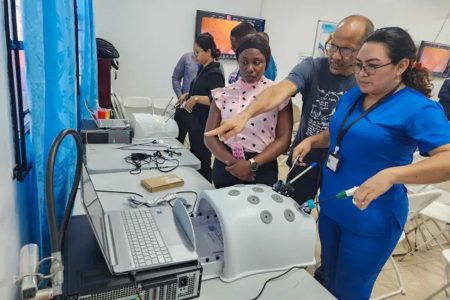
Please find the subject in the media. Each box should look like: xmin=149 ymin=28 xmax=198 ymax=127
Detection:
xmin=96 ymin=190 xmax=144 ymax=198
xmin=124 ymin=151 xmax=179 ymax=174
xmin=127 ymin=191 xmax=198 ymax=214
xmin=44 ymin=129 xmax=83 ymax=300
xmin=168 ymin=191 xmax=198 ymax=214
xmin=130 ymin=271 xmax=142 ymax=300
xmin=250 ymin=266 xmax=305 ymax=300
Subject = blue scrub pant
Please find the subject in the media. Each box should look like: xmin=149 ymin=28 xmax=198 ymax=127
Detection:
xmin=318 ymin=213 xmax=403 ymax=300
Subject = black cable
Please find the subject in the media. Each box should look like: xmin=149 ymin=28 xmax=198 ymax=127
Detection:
xmin=124 ymin=152 xmax=179 ymax=174
xmin=314 ymin=161 xmax=323 ymax=218
xmin=130 ymin=271 xmax=142 ymax=300
xmin=96 ymin=190 xmax=144 ymax=198
xmin=177 ymin=191 xmax=198 ymax=214
xmin=45 ymin=129 xmax=83 ymax=300
xmin=45 ymin=129 xmax=83 ymax=252
xmin=251 ymin=266 xmax=304 ymax=300
xmin=168 ymin=191 xmax=198 ymax=214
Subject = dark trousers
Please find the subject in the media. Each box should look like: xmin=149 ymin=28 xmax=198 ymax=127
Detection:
xmin=286 ymin=165 xmax=321 ymax=205
xmin=174 ymin=109 xmax=191 ymax=144
xmin=175 ymin=109 xmax=211 ymax=182
xmin=212 ymin=150 xmax=278 ymax=188
xmin=189 ymin=124 xmax=211 ymax=182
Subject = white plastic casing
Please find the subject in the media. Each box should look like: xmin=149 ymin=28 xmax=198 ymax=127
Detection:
xmin=193 ymin=184 xmax=316 ymax=282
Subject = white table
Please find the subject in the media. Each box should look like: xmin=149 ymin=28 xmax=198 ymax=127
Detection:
xmin=84 ymin=138 xmax=201 ymax=174
xmin=199 ymin=268 xmax=336 ymax=300
xmin=72 ymin=167 xmax=335 ymax=299
xmin=73 ymin=166 xmax=213 ymax=215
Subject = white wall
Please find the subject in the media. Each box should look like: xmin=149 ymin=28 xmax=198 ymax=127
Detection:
xmin=0 ymin=1 xmax=29 ymax=298
xmin=261 ymin=0 xmax=450 ymax=99
xmin=94 ymin=0 xmax=450 ymax=102
xmin=93 ymin=0 xmax=262 ymax=99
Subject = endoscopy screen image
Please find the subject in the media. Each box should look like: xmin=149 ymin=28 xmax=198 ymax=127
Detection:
xmin=201 ymin=17 xmax=241 ymax=55
xmin=419 ymin=46 xmax=450 ymax=73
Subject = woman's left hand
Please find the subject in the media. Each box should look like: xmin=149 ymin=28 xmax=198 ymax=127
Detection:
xmin=225 ymin=160 xmax=255 ymax=182
xmin=353 ymin=169 xmax=395 ymax=210
xmin=184 ymin=96 xmax=199 ymax=113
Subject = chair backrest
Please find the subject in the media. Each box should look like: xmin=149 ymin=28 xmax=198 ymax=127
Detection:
xmin=408 ymin=189 xmax=443 ymax=219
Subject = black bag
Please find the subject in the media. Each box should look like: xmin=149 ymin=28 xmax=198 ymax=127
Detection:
xmin=96 ymin=38 xmax=119 ymax=70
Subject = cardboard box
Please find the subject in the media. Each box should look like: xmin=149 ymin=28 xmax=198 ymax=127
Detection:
xmin=141 ymin=173 xmax=184 ymax=192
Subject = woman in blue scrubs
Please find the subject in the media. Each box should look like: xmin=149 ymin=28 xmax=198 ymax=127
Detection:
xmin=293 ymin=27 xmax=450 ymax=299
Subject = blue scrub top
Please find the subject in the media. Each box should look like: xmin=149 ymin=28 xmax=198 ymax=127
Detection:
xmin=320 ymin=86 xmax=450 ymax=236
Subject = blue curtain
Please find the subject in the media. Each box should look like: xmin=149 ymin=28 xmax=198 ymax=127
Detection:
xmin=22 ymin=0 xmax=78 ymax=258
xmin=77 ymin=0 xmax=98 ymax=122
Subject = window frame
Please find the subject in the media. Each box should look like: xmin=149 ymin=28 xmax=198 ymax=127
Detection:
xmin=4 ymin=0 xmax=30 ymax=181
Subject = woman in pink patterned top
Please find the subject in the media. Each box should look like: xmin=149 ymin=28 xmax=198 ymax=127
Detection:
xmin=205 ymin=33 xmax=293 ymax=188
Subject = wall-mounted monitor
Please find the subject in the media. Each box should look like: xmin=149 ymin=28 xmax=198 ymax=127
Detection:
xmin=195 ymin=10 xmax=265 ymax=59
xmin=417 ymin=41 xmax=450 ymax=78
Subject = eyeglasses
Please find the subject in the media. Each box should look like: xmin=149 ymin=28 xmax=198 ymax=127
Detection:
xmin=325 ymin=43 xmax=357 ymax=57
xmin=354 ymin=62 xmax=393 ymax=75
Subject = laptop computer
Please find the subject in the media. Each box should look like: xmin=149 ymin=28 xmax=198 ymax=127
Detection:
xmin=84 ymin=100 xmax=130 ymax=129
xmin=80 ymin=164 xmax=199 ymax=275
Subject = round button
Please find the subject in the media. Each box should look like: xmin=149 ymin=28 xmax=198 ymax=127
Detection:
xmin=271 ymin=194 xmax=283 ymax=203
xmin=252 ymin=186 xmax=264 ymax=193
xmin=284 ymin=209 xmax=295 ymax=222
xmin=247 ymin=195 xmax=260 ymax=205
xmin=260 ymin=210 xmax=273 ymax=224
xmin=228 ymin=189 xmax=240 ymax=196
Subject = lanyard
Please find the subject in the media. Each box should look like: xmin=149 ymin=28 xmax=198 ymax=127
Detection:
xmin=334 ymin=82 xmax=402 ymax=153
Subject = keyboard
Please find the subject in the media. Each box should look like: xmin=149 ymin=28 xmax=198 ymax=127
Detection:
xmin=121 ymin=209 xmax=172 ymax=267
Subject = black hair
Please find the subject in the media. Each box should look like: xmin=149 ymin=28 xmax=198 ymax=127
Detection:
xmin=235 ymin=33 xmax=271 ymax=70
xmin=364 ymin=27 xmax=433 ymax=97
xmin=230 ymin=22 xmax=257 ymax=41
xmin=195 ymin=32 xmax=221 ymax=60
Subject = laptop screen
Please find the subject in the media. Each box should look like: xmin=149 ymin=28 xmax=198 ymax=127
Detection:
xmin=80 ymin=164 xmax=110 ymax=262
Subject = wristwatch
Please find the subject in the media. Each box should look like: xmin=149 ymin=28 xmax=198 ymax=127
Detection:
xmin=249 ymin=158 xmax=259 ymax=172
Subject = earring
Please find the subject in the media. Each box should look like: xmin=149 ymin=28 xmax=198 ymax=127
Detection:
xmin=394 ymin=77 xmax=401 ymax=83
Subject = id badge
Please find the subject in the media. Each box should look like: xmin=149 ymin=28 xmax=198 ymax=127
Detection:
xmin=326 ymin=153 xmax=342 ymax=172
xmin=231 ymin=143 xmax=245 ymax=160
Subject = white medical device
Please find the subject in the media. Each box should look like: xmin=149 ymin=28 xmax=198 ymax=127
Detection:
xmin=192 ymin=184 xmax=316 ymax=282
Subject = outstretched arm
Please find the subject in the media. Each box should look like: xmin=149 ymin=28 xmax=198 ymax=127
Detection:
xmin=251 ymin=102 xmax=293 ymax=166
xmin=205 ymin=79 xmax=297 ymax=140
xmin=354 ymin=143 xmax=450 ymax=210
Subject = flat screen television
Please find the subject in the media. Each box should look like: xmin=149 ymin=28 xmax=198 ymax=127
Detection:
xmin=417 ymin=41 xmax=450 ymax=78
xmin=195 ymin=10 xmax=265 ymax=59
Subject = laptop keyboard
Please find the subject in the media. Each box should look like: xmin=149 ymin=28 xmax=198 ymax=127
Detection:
xmin=121 ymin=209 xmax=172 ymax=267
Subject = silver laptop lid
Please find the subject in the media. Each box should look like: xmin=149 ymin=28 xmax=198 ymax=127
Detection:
xmin=80 ymin=164 xmax=111 ymax=264
xmin=84 ymin=100 xmax=98 ymax=120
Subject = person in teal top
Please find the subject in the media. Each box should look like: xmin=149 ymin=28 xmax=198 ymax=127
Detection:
xmin=292 ymin=27 xmax=450 ymax=299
